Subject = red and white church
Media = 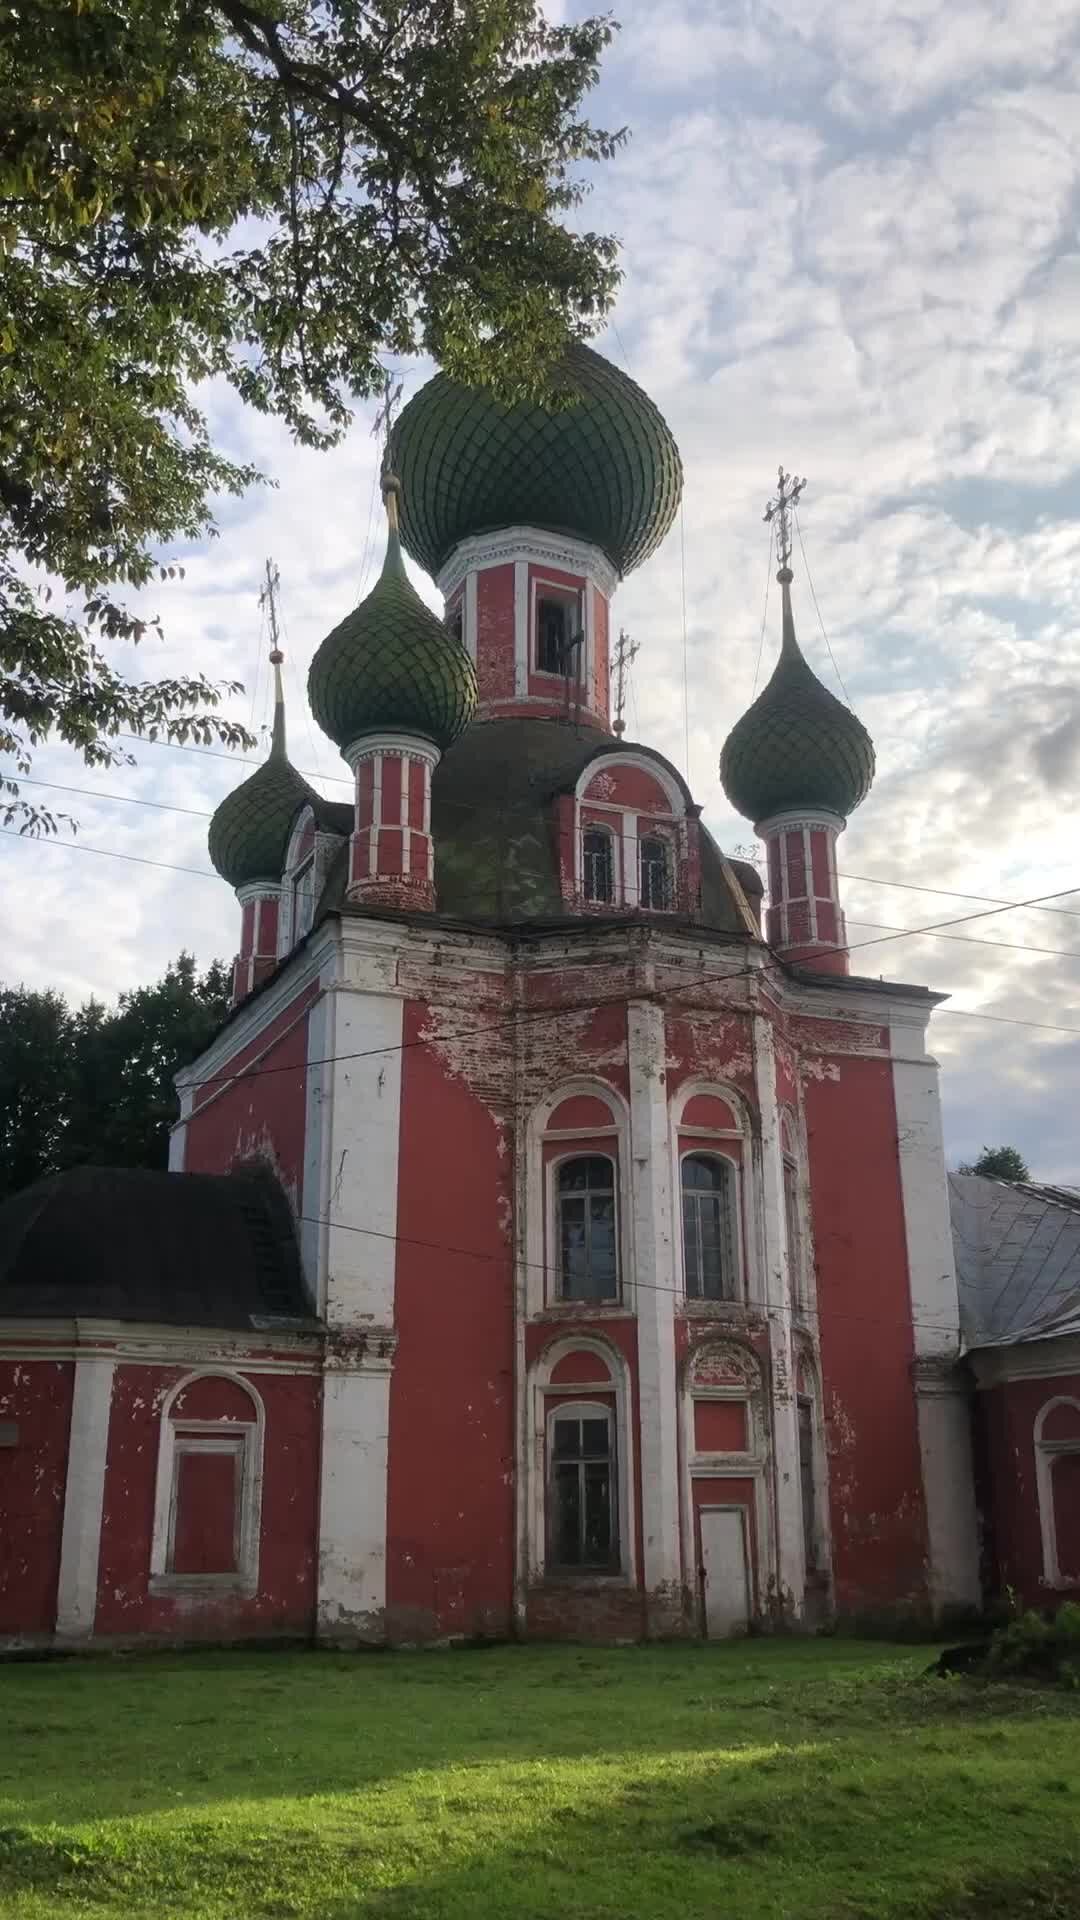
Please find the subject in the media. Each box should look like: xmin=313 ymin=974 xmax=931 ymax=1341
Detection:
xmin=1 ymin=347 xmax=1017 ymax=1648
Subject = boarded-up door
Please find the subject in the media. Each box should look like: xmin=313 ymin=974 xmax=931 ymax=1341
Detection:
xmin=700 ymin=1506 xmax=749 ymax=1637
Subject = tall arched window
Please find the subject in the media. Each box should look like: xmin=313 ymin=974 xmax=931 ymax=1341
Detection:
xmin=639 ymin=834 xmax=671 ymax=910
xmin=681 ymin=1154 xmax=737 ymax=1300
xmin=558 ymin=1156 xmax=618 ymax=1302
xmin=547 ymin=1404 xmax=618 ymax=1570
xmin=583 ymin=827 xmax=615 ymax=904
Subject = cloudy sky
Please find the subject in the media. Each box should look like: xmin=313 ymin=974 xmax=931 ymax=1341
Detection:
xmin=4 ymin=0 xmax=1080 ymax=1178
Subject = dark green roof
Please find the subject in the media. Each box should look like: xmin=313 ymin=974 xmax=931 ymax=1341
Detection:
xmin=208 ymin=677 xmax=318 ymax=889
xmin=315 ymin=717 xmax=759 ymax=931
xmin=308 ymin=490 xmax=478 ymax=753
xmin=389 ymin=345 xmax=683 ymax=579
xmin=720 ymin=572 xmax=875 ymax=824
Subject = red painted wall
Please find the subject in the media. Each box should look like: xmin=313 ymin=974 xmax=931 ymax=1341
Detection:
xmin=95 ymin=1361 xmax=319 ymax=1640
xmin=387 ymin=998 xmax=515 ymax=1639
xmin=803 ymin=1053 xmax=929 ymax=1613
xmin=476 ymin=563 xmax=516 ymax=703
xmin=184 ymin=982 xmax=317 ymax=1205
xmin=978 ymin=1372 xmax=1080 ymax=1607
xmin=0 ymin=1355 xmax=73 ymax=1636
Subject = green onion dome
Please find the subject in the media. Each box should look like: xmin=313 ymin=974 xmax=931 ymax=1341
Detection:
xmin=720 ymin=570 xmax=875 ymax=824
xmin=308 ymin=479 xmax=478 ymax=755
xmin=388 ymin=344 xmax=683 ymax=579
xmin=208 ymin=656 xmax=318 ymax=888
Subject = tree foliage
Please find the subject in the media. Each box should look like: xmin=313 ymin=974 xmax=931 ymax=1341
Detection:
xmin=0 ymin=951 xmax=231 ymax=1197
xmin=957 ymin=1144 xmax=1031 ymax=1182
xmin=1 ymin=0 xmax=621 ymax=825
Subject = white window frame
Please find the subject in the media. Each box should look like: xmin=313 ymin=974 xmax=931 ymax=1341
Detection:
xmin=545 ymin=1400 xmax=620 ymax=1575
xmin=670 ymin=1081 xmax=757 ymax=1309
xmin=1035 ymin=1396 xmax=1080 ymax=1589
xmin=149 ymin=1371 xmax=265 ymax=1595
xmin=638 ymin=828 xmax=675 ymax=912
xmin=524 ymin=1079 xmax=633 ymax=1320
xmin=527 ymin=1336 xmax=636 ymax=1586
xmin=550 ymin=1148 xmax=621 ymax=1307
xmin=679 ymin=1149 xmax=741 ymax=1304
xmin=532 ymin=578 xmax=584 ymax=680
xmin=581 ymin=821 xmax=617 ymax=905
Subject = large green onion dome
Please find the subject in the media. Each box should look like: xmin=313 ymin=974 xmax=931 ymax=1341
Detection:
xmin=308 ymin=478 xmax=478 ymax=755
xmin=720 ymin=569 xmax=875 ymax=824
xmin=388 ymin=344 xmax=683 ymax=578
xmin=208 ymin=658 xmax=318 ymax=888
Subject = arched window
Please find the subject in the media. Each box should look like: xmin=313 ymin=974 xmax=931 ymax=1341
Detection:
xmin=639 ymin=834 xmax=671 ymax=910
xmin=583 ymin=827 xmax=615 ymax=904
xmin=681 ymin=1154 xmax=737 ymax=1300
xmin=150 ymin=1372 xmax=264 ymax=1594
xmin=557 ymin=1156 xmax=618 ymax=1302
xmin=547 ymin=1404 xmax=618 ymax=1570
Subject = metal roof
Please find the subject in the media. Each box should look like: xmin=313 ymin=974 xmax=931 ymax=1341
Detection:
xmin=951 ymin=1173 xmax=1080 ymax=1352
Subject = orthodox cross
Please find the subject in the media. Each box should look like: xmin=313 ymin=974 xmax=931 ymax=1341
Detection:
xmin=611 ymin=627 xmax=640 ymax=738
xmin=259 ymin=558 xmax=282 ymax=662
xmin=763 ymin=466 xmax=807 ymax=570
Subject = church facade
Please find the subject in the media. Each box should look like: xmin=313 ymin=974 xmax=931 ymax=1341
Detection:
xmin=0 ymin=350 xmax=985 ymax=1648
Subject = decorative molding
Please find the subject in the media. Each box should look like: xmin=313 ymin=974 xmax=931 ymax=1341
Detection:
xmin=437 ymin=525 xmax=620 ymax=602
xmin=343 ymin=730 xmax=441 ymax=771
xmin=323 ymin=1328 xmax=399 ymax=1374
xmin=969 ymin=1335 xmax=1080 ymax=1388
xmin=755 ymin=807 xmax=846 ymax=837
xmin=688 ymin=1337 xmax=763 ymax=1391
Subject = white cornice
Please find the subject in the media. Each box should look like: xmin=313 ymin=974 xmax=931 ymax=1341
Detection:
xmin=436 ymin=526 xmax=620 ymax=601
xmin=968 ymin=1334 xmax=1080 ymax=1387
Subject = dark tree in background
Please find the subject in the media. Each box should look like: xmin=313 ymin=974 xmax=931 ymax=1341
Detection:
xmin=957 ymin=1145 xmax=1032 ymax=1182
xmin=0 ymin=0 xmax=621 ymax=828
xmin=0 ymin=953 xmax=230 ymax=1197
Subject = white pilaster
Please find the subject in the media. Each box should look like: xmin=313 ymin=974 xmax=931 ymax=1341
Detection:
xmin=626 ymin=1000 xmax=681 ymax=1620
xmin=317 ymin=1337 xmax=396 ymax=1642
xmin=300 ymin=988 xmax=332 ymax=1305
xmin=513 ymin=560 xmax=529 ymax=695
xmin=55 ymin=1354 xmax=115 ymax=1640
xmin=891 ymin=1010 xmax=980 ymax=1611
xmin=168 ymin=1085 xmax=193 ymax=1172
xmin=751 ymin=1012 xmax=804 ymax=1613
xmin=463 ymin=570 xmax=478 ymax=664
xmin=319 ymin=986 xmax=404 ymax=1326
xmin=314 ymin=976 xmax=404 ymax=1637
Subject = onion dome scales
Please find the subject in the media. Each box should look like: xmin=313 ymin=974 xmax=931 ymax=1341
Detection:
xmin=308 ymin=478 xmax=478 ymax=755
xmin=208 ymin=652 xmax=317 ymax=889
xmin=720 ymin=569 xmax=875 ymax=825
xmin=389 ymin=344 xmax=683 ymax=579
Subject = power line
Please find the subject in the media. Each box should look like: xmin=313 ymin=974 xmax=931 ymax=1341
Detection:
xmin=15 ymin=790 xmax=1080 ymax=967
xmin=16 ymin=773 xmax=1080 ymax=944
xmin=0 ymin=828 xmax=211 ymax=881
xmin=679 ymin=501 xmax=690 ymax=781
xmin=750 ymin=520 xmax=774 ymax=701
xmin=794 ymin=507 xmax=852 ymax=705
xmin=6 ymin=831 xmax=1080 ymax=1050
xmin=291 ymin=1208 xmax=965 ymax=1340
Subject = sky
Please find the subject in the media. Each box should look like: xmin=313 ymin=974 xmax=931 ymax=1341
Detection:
xmin=3 ymin=0 xmax=1079 ymax=1179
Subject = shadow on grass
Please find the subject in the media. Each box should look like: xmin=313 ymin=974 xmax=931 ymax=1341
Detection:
xmin=3 ymin=1642 xmax=1068 ymax=1832
xmin=1 ymin=1695 xmax=1078 ymax=1920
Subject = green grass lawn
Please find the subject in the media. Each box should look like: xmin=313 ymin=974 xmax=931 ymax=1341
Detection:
xmin=1 ymin=1640 xmax=1078 ymax=1919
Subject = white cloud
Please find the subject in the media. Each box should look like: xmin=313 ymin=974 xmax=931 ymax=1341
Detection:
xmin=3 ymin=0 xmax=1080 ymax=1179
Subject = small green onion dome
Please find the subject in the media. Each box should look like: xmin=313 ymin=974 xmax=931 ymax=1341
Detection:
xmin=720 ymin=570 xmax=875 ymax=824
xmin=388 ymin=344 xmax=683 ymax=579
xmin=308 ymin=478 xmax=478 ymax=755
xmin=208 ymin=655 xmax=318 ymax=888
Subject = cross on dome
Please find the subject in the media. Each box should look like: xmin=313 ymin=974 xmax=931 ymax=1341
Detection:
xmin=763 ymin=466 xmax=806 ymax=575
